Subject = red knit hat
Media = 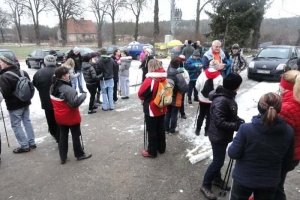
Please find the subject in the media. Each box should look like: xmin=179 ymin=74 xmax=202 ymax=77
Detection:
xmin=177 ymin=55 xmax=185 ymax=61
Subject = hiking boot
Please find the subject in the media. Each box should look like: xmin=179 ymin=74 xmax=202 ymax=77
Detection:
xmin=181 ymin=114 xmax=187 ymax=119
xmin=92 ymin=105 xmax=98 ymax=109
xmin=30 ymin=144 xmax=37 ymax=149
xmin=88 ymin=110 xmax=97 ymax=114
xmin=77 ymin=153 xmax=92 ymax=161
xmin=188 ymin=98 xmax=192 ymax=104
xmin=13 ymin=147 xmax=30 ymax=153
xmin=200 ymin=186 xmax=217 ymax=200
xmin=212 ymin=179 xmax=231 ymax=191
xmin=61 ymin=159 xmax=66 ymax=165
xmin=141 ymin=150 xmax=155 ymax=158
xmin=195 ymin=128 xmax=200 ymax=136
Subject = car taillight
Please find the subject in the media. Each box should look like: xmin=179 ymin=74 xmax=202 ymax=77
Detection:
xmin=63 ymin=55 xmax=66 ymax=60
xmin=14 ymin=56 xmax=18 ymax=61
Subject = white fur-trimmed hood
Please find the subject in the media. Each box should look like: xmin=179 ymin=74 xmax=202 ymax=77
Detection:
xmin=146 ymin=72 xmax=167 ymax=78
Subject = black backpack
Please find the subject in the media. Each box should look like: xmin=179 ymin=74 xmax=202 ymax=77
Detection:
xmin=201 ymin=79 xmax=214 ymax=98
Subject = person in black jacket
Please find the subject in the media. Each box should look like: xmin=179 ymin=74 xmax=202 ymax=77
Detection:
xmin=111 ymin=49 xmax=121 ymax=102
xmin=33 ymin=55 xmax=60 ymax=143
xmin=67 ymin=47 xmax=86 ymax=93
xmin=0 ymin=54 xmax=36 ymax=153
xmin=140 ymin=48 xmax=154 ymax=82
xmin=82 ymin=53 xmax=102 ymax=114
xmin=200 ymin=73 xmax=244 ymax=200
xmin=165 ymin=58 xmax=188 ymax=134
xmin=228 ymin=92 xmax=294 ymax=200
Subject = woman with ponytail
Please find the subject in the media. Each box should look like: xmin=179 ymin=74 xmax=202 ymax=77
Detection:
xmin=50 ymin=66 xmax=92 ymax=164
xmin=274 ymin=70 xmax=300 ymax=199
xmin=228 ymin=92 xmax=294 ymax=200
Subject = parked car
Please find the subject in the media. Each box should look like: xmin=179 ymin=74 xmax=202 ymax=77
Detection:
xmin=169 ymin=45 xmax=208 ymax=59
xmin=102 ymin=45 xmax=119 ymax=56
xmin=247 ymin=45 xmax=300 ymax=81
xmin=127 ymin=44 xmax=155 ymax=60
xmin=63 ymin=47 xmax=95 ymax=61
xmin=26 ymin=49 xmax=64 ymax=69
xmin=0 ymin=49 xmax=20 ymax=69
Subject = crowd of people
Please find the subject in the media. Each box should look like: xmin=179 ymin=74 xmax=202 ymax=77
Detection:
xmin=0 ymin=39 xmax=299 ymax=200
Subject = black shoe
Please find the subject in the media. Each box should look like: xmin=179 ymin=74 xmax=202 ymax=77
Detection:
xmin=13 ymin=147 xmax=30 ymax=153
xmin=77 ymin=153 xmax=92 ymax=161
xmin=61 ymin=160 xmax=66 ymax=165
xmin=181 ymin=114 xmax=187 ymax=119
xmin=30 ymin=144 xmax=37 ymax=149
xmin=121 ymin=96 xmax=127 ymax=99
xmin=195 ymin=129 xmax=200 ymax=136
xmin=88 ymin=110 xmax=97 ymax=114
xmin=109 ymin=108 xmax=114 ymax=111
xmin=92 ymin=105 xmax=98 ymax=109
xmin=200 ymin=186 xmax=217 ymax=200
xmin=188 ymin=99 xmax=192 ymax=104
xmin=96 ymin=100 xmax=102 ymax=104
xmin=212 ymin=179 xmax=231 ymax=191
xmin=194 ymin=97 xmax=199 ymax=102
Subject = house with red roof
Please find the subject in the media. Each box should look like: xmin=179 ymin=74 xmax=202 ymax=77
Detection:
xmin=67 ymin=18 xmax=97 ymax=43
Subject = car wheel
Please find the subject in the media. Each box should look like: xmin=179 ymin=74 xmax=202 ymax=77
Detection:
xmin=26 ymin=61 xmax=31 ymax=69
xmin=40 ymin=62 xmax=45 ymax=69
xmin=136 ymin=54 xmax=140 ymax=61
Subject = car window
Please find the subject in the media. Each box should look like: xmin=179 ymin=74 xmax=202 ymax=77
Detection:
xmin=0 ymin=51 xmax=14 ymax=57
xmin=35 ymin=50 xmax=44 ymax=57
xmin=296 ymin=48 xmax=300 ymax=57
xmin=31 ymin=51 xmax=37 ymax=56
xmin=133 ymin=45 xmax=138 ymax=50
xmin=107 ymin=47 xmax=114 ymax=52
xmin=44 ymin=51 xmax=50 ymax=56
xmin=258 ymin=48 xmax=290 ymax=59
xmin=127 ymin=46 xmax=132 ymax=50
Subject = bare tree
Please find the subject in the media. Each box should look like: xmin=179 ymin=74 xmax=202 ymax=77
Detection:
xmin=195 ymin=0 xmax=213 ymax=38
xmin=6 ymin=0 xmax=25 ymax=43
xmin=91 ymin=0 xmax=109 ymax=48
xmin=106 ymin=0 xmax=124 ymax=44
xmin=153 ymin=0 xmax=159 ymax=43
xmin=126 ymin=0 xmax=147 ymax=41
xmin=0 ymin=9 xmax=10 ymax=43
xmin=49 ymin=0 xmax=84 ymax=46
xmin=21 ymin=0 xmax=48 ymax=45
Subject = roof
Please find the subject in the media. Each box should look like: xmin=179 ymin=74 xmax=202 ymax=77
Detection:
xmin=67 ymin=18 xmax=97 ymax=34
xmin=263 ymin=45 xmax=299 ymax=48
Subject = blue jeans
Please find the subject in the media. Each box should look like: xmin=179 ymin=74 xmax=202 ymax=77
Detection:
xmin=164 ymin=105 xmax=179 ymax=132
xmin=202 ymin=141 xmax=228 ymax=189
xmin=8 ymin=106 xmax=35 ymax=149
xmin=74 ymin=70 xmax=84 ymax=92
xmin=100 ymin=78 xmax=114 ymax=110
xmin=188 ymin=80 xmax=198 ymax=99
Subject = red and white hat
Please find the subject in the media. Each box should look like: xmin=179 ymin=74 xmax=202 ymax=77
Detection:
xmin=177 ymin=54 xmax=185 ymax=61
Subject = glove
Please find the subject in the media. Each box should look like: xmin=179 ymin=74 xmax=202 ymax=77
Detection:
xmin=235 ymin=118 xmax=245 ymax=131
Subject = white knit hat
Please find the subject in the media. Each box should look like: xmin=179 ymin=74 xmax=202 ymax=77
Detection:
xmin=73 ymin=46 xmax=80 ymax=53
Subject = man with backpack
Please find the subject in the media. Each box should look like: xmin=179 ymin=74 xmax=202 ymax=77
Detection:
xmin=195 ymin=60 xmax=223 ymax=136
xmin=0 ymin=54 xmax=36 ymax=153
xmin=230 ymin=44 xmax=247 ymax=74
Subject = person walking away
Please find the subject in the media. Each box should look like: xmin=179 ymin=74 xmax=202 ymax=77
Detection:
xmin=50 ymin=66 xmax=91 ymax=164
xmin=97 ymin=48 xmax=118 ymax=111
xmin=195 ymin=60 xmax=223 ymax=136
xmin=111 ymin=49 xmax=121 ymax=102
xmin=228 ymin=92 xmax=294 ymax=200
xmin=180 ymin=40 xmax=188 ymax=54
xmin=33 ymin=55 xmax=60 ymax=143
xmin=177 ymin=55 xmax=189 ymax=119
xmin=140 ymin=48 xmax=154 ymax=82
xmin=202 ymin=40 xmax=227 ymax=70
xmin=119 ymin=50 xmax=132 ymax=99
xmin=0 ymin=54 xmax=36 ymax=153
xmin=185 ymin=50 xmax=202 ymax=104
xmin=275 ymin=70 xmax=300 ymax=199
xmin=182 ymin=40 xmax=195 ymax=59
xmin=67 ymin=47 xmax=86 ymax=93
xmin=61 ymin=58 xmax=79 ymax=89
xmin=138 ymin=59 xmax=168 ymax=158
xmin=165 ymin=58 xmax=188 ymax=134
xmin=200 ymin=73 xmax=244 ymax=200
xmin=82 ymin=53 xmax=102 ymax=114
xmin=230 ymin=44 xmax=247 ymax=74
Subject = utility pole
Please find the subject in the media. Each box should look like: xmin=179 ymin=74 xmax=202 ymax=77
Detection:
xmin=170 ymin=0 xmax=175 ymax=37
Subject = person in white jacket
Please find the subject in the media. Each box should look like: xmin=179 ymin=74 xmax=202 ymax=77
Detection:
xmin=195 ymin=60 xmax=223 ymax=136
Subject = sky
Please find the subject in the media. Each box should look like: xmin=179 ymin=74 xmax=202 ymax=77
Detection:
xmin=1 ymin=0 xmax=299 ymax=28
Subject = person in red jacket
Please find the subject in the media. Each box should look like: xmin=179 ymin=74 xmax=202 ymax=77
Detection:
xmin=275 ymin=70 xmax=300 ymax=199
xmin=138 ymin=59 xmax=167 ymax=158
xmin=50 ymin=66 xmax=92 ymax=164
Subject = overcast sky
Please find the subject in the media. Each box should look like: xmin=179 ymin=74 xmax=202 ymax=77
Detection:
xmin=2 ymin=0 xmax=299 ymax=27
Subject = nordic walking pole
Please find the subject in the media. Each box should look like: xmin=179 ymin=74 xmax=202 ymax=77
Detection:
xmin=0 ymin=105 xmax=10 ymax=147
xmin=219 ymin=158 xmax=234 ymax=196
xmin=135 ymin=70 xmax=140 ymax=92
xmin=194 ymin=103 xmax=200 ymax=128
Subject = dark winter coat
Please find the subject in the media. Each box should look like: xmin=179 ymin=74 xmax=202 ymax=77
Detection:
xmin=50 ymin=79 xmax=86 ymax=126
xmin=82 ymin=62 xmax=102 ymax=85
xmin=167 ymin=67 xmax=188 ymax=107
xmin=185 ymin=56 xmax=202 ymax=81
xmin=0 ymin=65 xmax=31 ymax=110
xmin=140 ymin=55 xmax=154 ymax=74
xmin=33 ymin=64 xmax=56 ymax=110
xmin=96 ymin=55 xmax=116 ymax=80
xmin=67 ymin=50 xmax=82 ymax=72
xmin=182 ymin=44 xmax=195 ymax=60
xmin=208 ymin=86 xmax=240 ymax=144
xmin=119 ymin=56 xmax=132 ymax=77
xmin=228 ymin=116 xmax=294 ymax=188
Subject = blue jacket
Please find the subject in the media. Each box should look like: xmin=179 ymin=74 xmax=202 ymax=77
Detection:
xmin=202 ymin=48 xmax=227 ymax=70
xmin=184 ymin=56 xmax=202 ymax=81
xmin=228 ymin=116 xmax=294 ymax=189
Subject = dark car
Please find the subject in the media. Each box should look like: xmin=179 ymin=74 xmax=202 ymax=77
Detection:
xmin=127 ymin=44 xmax=155 ymax=60
xmin=102 ymin=45 xmax=119 ymax=56
xmin=169 ymin=45 xmax=208 ymax=59
xmin=0 ymin=49 xmax=20 ymax=69
xmin=247 ymin=45 xmax=300 ymax=81
xmin=26 ymin=49 xmax=64 ymax=69
xmin=63 ymin=47 xmax=95 ymax=61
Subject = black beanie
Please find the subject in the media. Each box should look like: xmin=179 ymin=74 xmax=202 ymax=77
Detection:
xmin=223 ymin=73 xmax=243 ymax=91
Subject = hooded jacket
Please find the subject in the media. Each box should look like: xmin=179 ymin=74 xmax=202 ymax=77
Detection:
xmin=82 ymin=61 xmax=101 ymax=85
xmin=228 ymin=116 xmax=294 ymax=188
xmin=119 ymin=56 xmax=132 ymax=77
xmin=195 ymin=68 xmax=223 ymax=103
xmin=279 ymin=90 xmax=300 ymax=160
xmin=202 ymin=48 xmax=227 ymax=70
xmin=0 ymin=65 xmax=31 ymax=110
xmin=185 ymin=56 xmax=202 ymax=81
xmin=138 ymin=68 xmax=168 ymax=117
xmin=208 ymin=86 xmax=240 ymax=143
xmin=96 ymin=55 xmax=116 ymax=80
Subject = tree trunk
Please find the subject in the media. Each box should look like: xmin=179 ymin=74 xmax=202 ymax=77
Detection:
xmin=60 ymin=19 xmax=68 ymax=47
xmin=0 ymin=29 xmax=4 ymax=43
xmin=15 ymin=22 xmax=22 ymax=43
xmin=296 ymin=28 xmax=300 ymax=46
xmin=97 ymin=26 xmax=102 ymax=48
xmin=112 ymin=17 xmax=116 ymax=45
xmin=134 ymin=14 xmax=139 ymax=41
xmin=34 ymin=24 xmax=41 ymax=46
xmin=153 ymin=0 xmax=159 ymax=43
xmin=195 ymin=0 xmax=200 ymax=38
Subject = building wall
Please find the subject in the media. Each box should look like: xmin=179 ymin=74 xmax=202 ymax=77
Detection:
xmin=68 ymin=33 xmax=97 ymax=43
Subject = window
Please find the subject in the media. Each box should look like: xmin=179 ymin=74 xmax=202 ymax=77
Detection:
xmin=36 ymin=50 xmax=44 ymax=57
xmin=133 ymin=45 xmax=138 ymax=50
xmin=258 ymin=48 xmax=290 ymax=59
xmin=31 ymin=51 xmax=37 ymax=57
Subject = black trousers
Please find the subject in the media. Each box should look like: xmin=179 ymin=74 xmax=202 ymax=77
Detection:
xmin=58 ymin=123 xmax=85 ymax=161
xmin=86 ymin=84 xmax=97 ymax=110
xmin=196 ymin=102 xmax=211 ymax=132
xmin=145 ymin=114 xmax=166 ymax=157
xmin=44 ymin=109 xmax=60 ymax=142
xmin=230 ymin=180 xmax=276 ymax=200
xmin=180 ymin=93 xmax=186 ymax=115
xmin=113 ymin=80 xmax=118 ymax=101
